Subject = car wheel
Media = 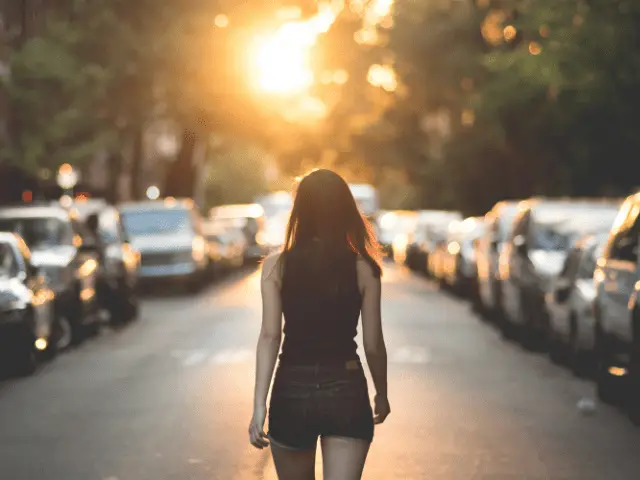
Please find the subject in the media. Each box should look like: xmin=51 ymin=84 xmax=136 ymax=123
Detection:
xmin=126 ymin=294 xmax=140 ymax=322
xmin=595 ymin=325 xmax=622 ymax=405
xmin=53 ymin=313 xmax=73 ymax=351
xmin=548 ymin=322 xmax=567 ymax=365
xmin=12 ymin=329 xmax=38 ymax=377
xmin=568 ymin=315 xmax=592 ymax=378
xmin=627 ymin=310 xmax=640 ymax=424
xmin=518 ymin=293 xmax=536 ymax=350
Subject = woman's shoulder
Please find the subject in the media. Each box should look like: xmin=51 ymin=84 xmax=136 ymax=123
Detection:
xmin=355 ymin=255 xmax=381 ymax=280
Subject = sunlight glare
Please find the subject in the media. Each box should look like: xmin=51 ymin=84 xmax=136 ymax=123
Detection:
xmin=253 ymin=32 xmax=314 ymax=94
xmin=250 ymin=7 xmax=340 ymax=95
xmin=367 ymin=64 xmax=397 ymax=92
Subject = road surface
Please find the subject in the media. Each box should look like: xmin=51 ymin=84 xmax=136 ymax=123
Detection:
xmin=1 ymin=264 xmax=639 ymax=479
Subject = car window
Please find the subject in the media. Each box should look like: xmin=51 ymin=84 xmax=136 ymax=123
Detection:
xmin=497 ymin=209 xmax=517 ymax=242
xmin=510 ymin=209 xmax=528 ymax=240
xmin=559 ymin=249 xmax=581 ymax=280
xmin=0 ymin=217 xmax=74 ymax=248
xmin=577 ymin=246 xmax=598 ymax=279
xmin=0 ymin=243 xmax=18 ymax=279
xmin=531 ymin=221 xmax=572 ymax=251
xmin=121 ymin=209 xmax=193 ymax=236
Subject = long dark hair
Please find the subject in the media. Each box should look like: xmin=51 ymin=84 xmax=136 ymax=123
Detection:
xmin=278 ymin=169 xmax=382 ymax=290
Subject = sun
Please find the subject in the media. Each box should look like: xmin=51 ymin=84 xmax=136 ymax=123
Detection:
xmin=250 ymin=21 xmax=318 ymax=95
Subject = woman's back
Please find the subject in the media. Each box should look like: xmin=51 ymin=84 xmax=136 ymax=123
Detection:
xmin=279 ymin=245 xmax=362 ymax=366
xmin=249 ymin=169 xmax=389 ymax=480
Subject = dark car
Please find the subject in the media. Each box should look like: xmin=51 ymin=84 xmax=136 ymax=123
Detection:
xmin=0 ymin=233 xmax=57 ymax=375
xmin=71 ymin=200 xmax=141 ymax=324
xmin=0 ymin=205 xmax=101 ymax=347
xmin=593 ymin=193 xmax=640 ymax=417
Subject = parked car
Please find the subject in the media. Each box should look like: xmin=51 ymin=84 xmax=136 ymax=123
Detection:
xmin=476 ymin=201 xmax=520 ymax=319
xmin=593 ymin=193 xmax=640 ymax=417
xmin=71 ymin=200 xmax=141 ymax=324
xmin=405 ymin=210 xmax=462 ymax=273
xmin=203 ymin=224 xmax=247 ymax=273
xmin=427 ymin=231 xmax=450 ymax=281
xmin=545 ymin=232 xmax=608 ymax=374
xmin=376 ymin=210 xmax=418 ymax=261
xmin=119 ymin=198 xmax=209 ymax=293
xmin=500 ymin=198 xmax=621 ymax=349
xmin=209 ymin=204 xmax=267 ymax=262
xmin=0 ymin=233 xmax=57 ymax=375
xmin=440 ymin=217 xmax=486 ymax=296
xmin=0 ymin=205 xmax=101 ymax=347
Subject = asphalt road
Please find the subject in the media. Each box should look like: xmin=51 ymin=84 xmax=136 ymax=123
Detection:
xmin=1 ymin=264 xmax=640 ymax=480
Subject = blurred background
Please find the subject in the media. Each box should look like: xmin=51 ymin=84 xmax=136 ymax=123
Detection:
xmin=2 ymin=0 xmax=638 ymax=211
xmin=2 ymin=2 xmax=640 ymax=479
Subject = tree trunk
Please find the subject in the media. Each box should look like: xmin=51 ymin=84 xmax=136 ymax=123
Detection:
xmin=163 ymin=129 xmax=197 ymax=198
xmin=129 ymin=124 xmax=145 ymax=200
xmin=105 ymin=151 xmax=124 ymax=204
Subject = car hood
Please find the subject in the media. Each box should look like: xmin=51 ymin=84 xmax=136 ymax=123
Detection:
xmin=129 ymin=234 xmax=194 ymax=253
xmin=529 ymin=250 xmax=567 ymax=278
xmin=30 ymin=245 xmax=76 ymax=268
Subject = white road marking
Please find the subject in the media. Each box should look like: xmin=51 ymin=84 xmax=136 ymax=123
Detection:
xmin=390 ymin=346 xmax=430 ymax=364
xmin=182 ymin=350 xmax=209 ymax=367
xmin=210 ymin=349 xmax=253 ymax=365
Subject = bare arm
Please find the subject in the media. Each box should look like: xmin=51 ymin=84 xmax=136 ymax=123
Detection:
xmin=253 ymin=254 xmax=283 ymax=411
xmin=358 ymin=259 xmax=388 ymax=398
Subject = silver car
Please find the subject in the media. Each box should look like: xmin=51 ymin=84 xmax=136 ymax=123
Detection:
xmin=501 ymin=198 xmax=621 ymax=349
xmin=545 ymin=232 xmax=608 ymax=374
xmin=476 ymin=201 xmax=519 ymax=319
xmin=119 ymin=199 xmax=209 ymax=293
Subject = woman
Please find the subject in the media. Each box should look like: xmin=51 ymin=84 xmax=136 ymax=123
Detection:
xmin=249 ymin=169 xmax=390 ymax=479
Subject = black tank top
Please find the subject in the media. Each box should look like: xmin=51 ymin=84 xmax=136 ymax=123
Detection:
xmin=279 ymin=247 xmax=362 ymax=366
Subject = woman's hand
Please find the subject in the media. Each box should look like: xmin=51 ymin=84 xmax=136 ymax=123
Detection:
xmin=249 ymin=406 xmax=269 ymax=449
xmin=373 ymin=394 xmax=391 ymax=424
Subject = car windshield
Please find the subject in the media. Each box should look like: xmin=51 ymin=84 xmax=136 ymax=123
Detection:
xmin=497 ymin=208 xmax=518 ymax=242
xmin=532 ymin=206 xmax=619 ymax=251
xmin=121 ymin=209 xmax=192 ymax=236
xmin=0 ymin=217 xmax=73 ymax=249
xmin=0 ymin=243 xmax=18 ymax=279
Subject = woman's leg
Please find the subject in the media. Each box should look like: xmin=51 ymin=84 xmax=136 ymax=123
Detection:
xmin=271 ymin=443 xmax=317 ymax=480
xmin=320 ymin=436 xmax=370 ymax=480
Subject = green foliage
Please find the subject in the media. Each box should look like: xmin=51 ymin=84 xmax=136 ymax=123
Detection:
xmin=2 ymin=19 xmax=111 ymax=171
xmin=204 ymin=145 xmax=269 ymax=208
xmin=357 ymin=0 xmax=640 ymax=214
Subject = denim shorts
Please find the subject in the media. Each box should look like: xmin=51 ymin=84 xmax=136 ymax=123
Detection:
xmin=268 ymin=360 xmax=374 ymax=450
